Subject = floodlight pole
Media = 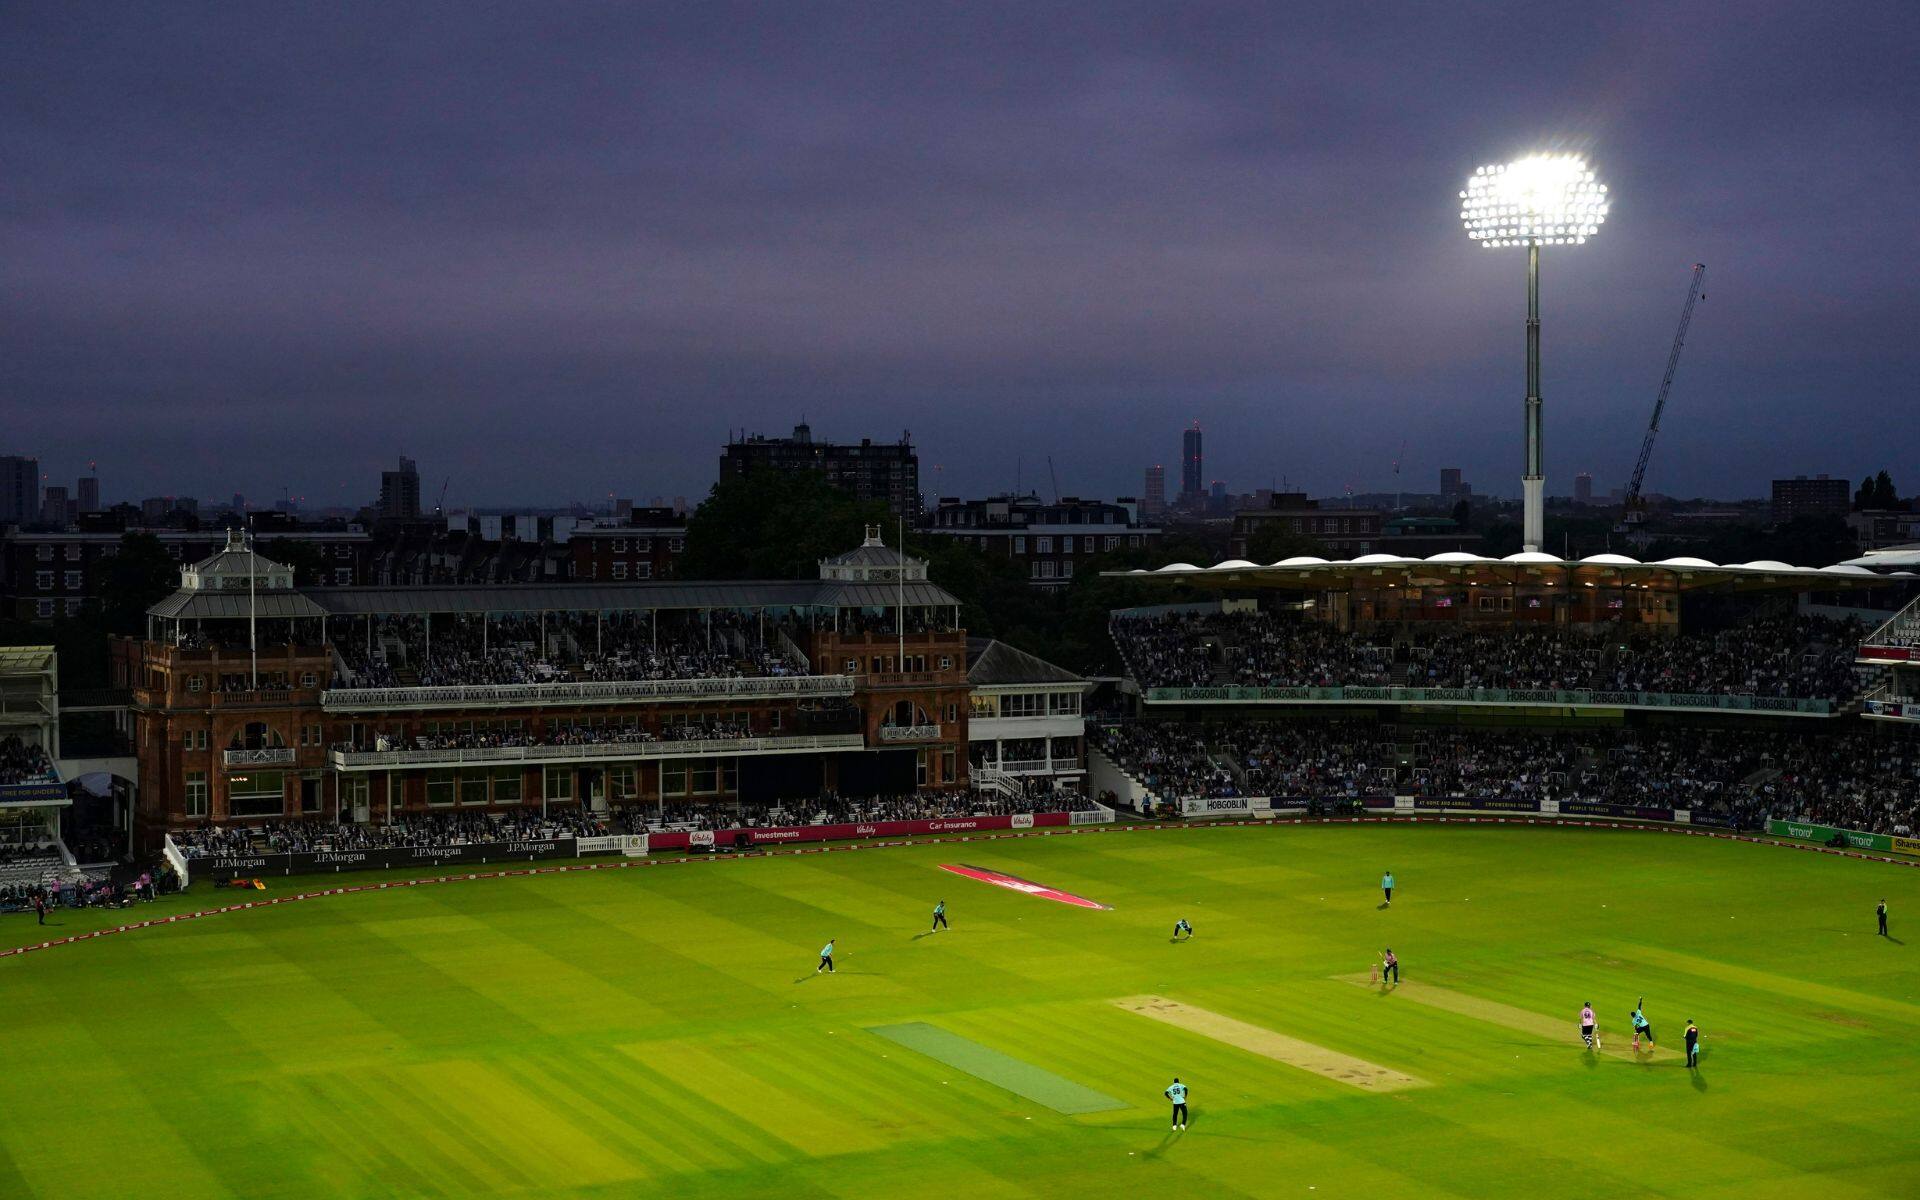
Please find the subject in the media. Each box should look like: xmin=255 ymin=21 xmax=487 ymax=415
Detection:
xmin=1522 ymin=243 xmax=1544 ymax=553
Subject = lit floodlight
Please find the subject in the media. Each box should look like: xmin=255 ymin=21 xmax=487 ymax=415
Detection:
xmin=1460 ymin=154 xmax=1609 ymax=247
xmin=1458 ymin=152 xmax=1610 ymax=553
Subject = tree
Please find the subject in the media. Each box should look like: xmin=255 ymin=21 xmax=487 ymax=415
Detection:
xmin=682 ymin=472 xmax=891 ymax=580
xmin=1851 ymin=471 xmax=1899 ymax=511
xmin=1450 ymin=498 xmax=1472 ymax=528
xmin=1874 ymin=470 xmax=1899 ymax=509
xmin=92 ymin=532 xmax=179 ymax=636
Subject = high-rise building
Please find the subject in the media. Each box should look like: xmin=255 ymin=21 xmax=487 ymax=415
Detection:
xmin=41 ymin=486 xmax=71 ymax=528
xmin=1181 ymin=423 xmax=1204 ymax=499
xmin=379 ymin=456 xmax=422 ymax=520
xmin=1439 ymin=467 xmax=1464 ymax=498
xmin=1143 ymin=465 xmax=1166 ymax=517
xmin=0 ymin=456 xmax=38 ymax=525
xmin=141 ymin=497 xmax=171 ymax=525
xmin=1573 ymin=473 xmax=1593 ymax=505
xmin=719 ymin=424 xmax=920 ymax=519
xmin=77 ymin=475 xmax=100 ymax=513
xmin=1771 ymin=475 xmax=1850 ymax=524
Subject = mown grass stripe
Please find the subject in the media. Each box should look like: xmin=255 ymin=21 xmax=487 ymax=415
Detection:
xmin=868 ymin=1022 xmax=1127 ymax=1114
xmin=611 ymin=1042 xmax=805 ymax=1164
xmin=1336 ymin=975 xmax=1681 ymax=1062
xmin=537 ymin=1052 xmax=745 ymax=1173
xmin=1605 ymin=942 xmax=1920 ymax=1026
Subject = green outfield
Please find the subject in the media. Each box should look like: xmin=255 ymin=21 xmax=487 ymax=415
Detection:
xmin=3 ymin=824 xmax=1917 ymax=1198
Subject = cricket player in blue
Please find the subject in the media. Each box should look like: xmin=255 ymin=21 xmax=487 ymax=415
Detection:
xmin=931 ymin=900 xmax=948 ymax=932
xmin=1382 ymin=870 xmax=1394 ymax=905
xmin=817 ymin=938 xmax=836 ymax=974
xmin=1173 ymin=917 xmax=1193 ymax=941
xmin=1164 ymin=1077 xmax=1188 ymax=1129
xmin=1631 ymin=998 xmax=1654 ymax=1051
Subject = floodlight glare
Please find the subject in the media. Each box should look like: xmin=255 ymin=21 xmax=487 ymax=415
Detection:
xmin=1460 ymin=154 xmax=1609 ymax=247
xmin=1460 ymin=152 xmax=1610 ymax=552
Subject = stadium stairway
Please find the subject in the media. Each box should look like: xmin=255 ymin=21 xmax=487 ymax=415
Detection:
xmin=1838 ymin=664 xmax=1889 ymax=716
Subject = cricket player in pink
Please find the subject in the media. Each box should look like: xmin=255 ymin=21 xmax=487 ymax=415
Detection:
xmin=1580 ymin=1002 xmax=1596 ymax=1049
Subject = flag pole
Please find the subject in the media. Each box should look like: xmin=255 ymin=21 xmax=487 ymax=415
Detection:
xmin=897 ymin=516 xmax=905 ymax=671
xmin=247 ymin=519 xmax=258 ymax=690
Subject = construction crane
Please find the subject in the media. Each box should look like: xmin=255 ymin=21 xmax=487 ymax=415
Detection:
xmin=1619 ymin=263 xmax=1707 ymax=530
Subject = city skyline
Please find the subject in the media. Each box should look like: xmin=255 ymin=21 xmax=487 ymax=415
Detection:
xmin=5 ymin=6 xmax=1917 ymax=508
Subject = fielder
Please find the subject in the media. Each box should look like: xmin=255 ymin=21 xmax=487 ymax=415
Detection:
xmin=1173 ymin=917 xmax=1193 ymax=941
xmin=1164 ymin=1077 xmax=1188 ymax=1130
xmin=1382 ymin=869 xmax=1395 ymax=906
xmin=932 ymin=900 xmax=948 ymax=932
xmin=817 ymin=938 xmax=836 ymax=974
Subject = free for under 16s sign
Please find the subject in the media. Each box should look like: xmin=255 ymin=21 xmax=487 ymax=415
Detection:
xmin=939 ymin=863 xmax=1112 ymax=910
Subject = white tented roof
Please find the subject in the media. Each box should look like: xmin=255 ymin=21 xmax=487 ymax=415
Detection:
xmin=1109 ymin=549 xmax=1904 ymax=593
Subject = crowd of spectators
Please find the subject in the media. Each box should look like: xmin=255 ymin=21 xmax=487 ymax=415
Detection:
xmin=168 ymin=786 xmax=1100 ymax=854
xmin=171 ymin=810 xmax=609 ymax=857
xmin=0 ymin=737 xmax=56 ymax=786
xmin=1601 ymin=614 xmax=1863 ymax=699
xmin=1759 ymin=735 xmax=1920 ymax=836
xmin=1110 ymin=614 xmax=1218 ymax=687
xmin=1407 ymin=628 xmax=1598 ymax=691
xmin=1 ymin=875 xmax=164 ymax=915
xmin=336 ymin=610 xmax=807 ymax=689
xmin=333 ymin=720 xmax=754 ymax=755
xmin=1090 ymin=723 xmax=1237 ymax=799
xmin=1092 ymin=717 xmax=1920 ymax=831
xmin=1113 ymin=610 xmax=1867 ymax=702
xmin=617 ymin=789 xmax=1096 ymax=833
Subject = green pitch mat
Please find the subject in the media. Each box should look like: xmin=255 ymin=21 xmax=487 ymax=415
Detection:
xmin=3 ymin=823 xmax=1918 ymax=1198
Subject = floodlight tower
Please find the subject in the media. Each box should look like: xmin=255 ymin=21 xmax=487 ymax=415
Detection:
xmin=1461 ymin=155 xmax=1609 ymax=552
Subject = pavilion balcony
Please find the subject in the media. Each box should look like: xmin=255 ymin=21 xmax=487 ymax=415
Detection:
xmin=326 ymin=732 xmax=867 ymax=772
xmin=321 ymin=673 xmax=854 ymax=712
xmin=877 ymin=723 xmax=942 ymax=742
xmin=223 ymin=747 xmax=297 ymax=767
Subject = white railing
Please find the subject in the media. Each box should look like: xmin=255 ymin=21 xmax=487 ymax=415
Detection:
xmin=327 ymin=732 xmax=866 ymax=771
xmin=996 ymin=758 xmax=1051 ymax=773
xmin=1070 ymin=799 xmax=1117 ymax=825
xmin=322 ymin=673 xmax=853 ymax=711
xmin=972 ymin=765 xmax=1019 ymax=798
xmin=1861 ymin=594 xmax=1920 ymax=658
xmin=223 ymin=747 xmax=296 ymax=766
xmin=878 ymin=724 xmax=942 ymax=742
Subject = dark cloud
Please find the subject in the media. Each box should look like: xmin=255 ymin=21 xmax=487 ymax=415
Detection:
xmin=4 ymin=1 xmax=1916 ymax=508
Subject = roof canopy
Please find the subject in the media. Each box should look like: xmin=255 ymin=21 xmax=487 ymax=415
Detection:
xmin=1107 ymin=550 xmax=1908 ymax=593
xmin=966 ymin=637 xmax=1084 ymax=687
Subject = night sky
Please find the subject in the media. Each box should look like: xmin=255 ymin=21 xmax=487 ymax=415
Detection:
xmin=5 ymin=3 xmax=1916 ymax=510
